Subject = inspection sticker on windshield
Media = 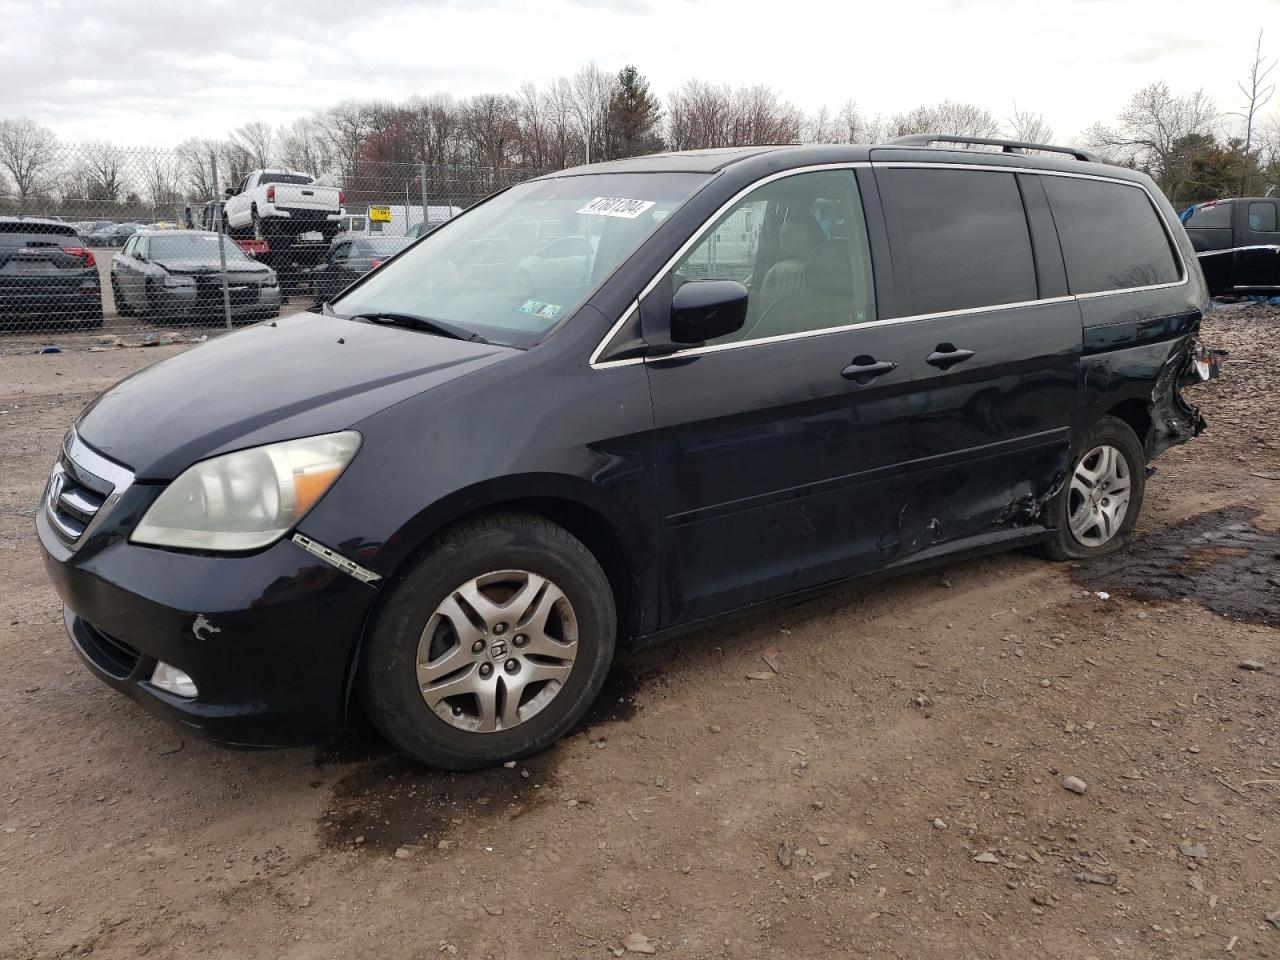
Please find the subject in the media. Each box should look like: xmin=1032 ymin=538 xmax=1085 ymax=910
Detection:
xmin=518 ymin=299 xmax=563 ymax=320
xmin=577 ymin=197 xmax=656 ymax=219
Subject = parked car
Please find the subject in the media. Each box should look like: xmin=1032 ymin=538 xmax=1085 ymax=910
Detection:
xmin=1181 ymin=197 xmax=1280 ymax=296
xmin=514 ymin=234 xmax=596 ymax=294
xmin=0 ymin=217 xmax=102 ymax=327
xmin=313 ymin=235 xmax=413 ymax=303
xmin=39 ymin=137 xmax=1214 ymax=770
xmin=88 ymin=223 xmax=141 ymax=247
xmin=109 ymin=230 xmax=280 ymax=323
xmin=222 ymin=169 xmax=344 ymax=242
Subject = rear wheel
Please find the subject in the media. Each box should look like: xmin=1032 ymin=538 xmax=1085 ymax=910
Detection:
xmin=359 ymin=512 xmax=616 ymax=770
xmin=1042 ymin=416 xmax=1146 ymax=560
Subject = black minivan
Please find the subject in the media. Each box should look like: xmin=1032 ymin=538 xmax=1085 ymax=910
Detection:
xmin=38 ymin=136 xmax=1212 ymax=769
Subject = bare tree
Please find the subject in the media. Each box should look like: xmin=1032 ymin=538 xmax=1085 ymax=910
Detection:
xmin=570 ymin=64 xmax=614 ymax=163
xmin=81 ymin=141 xmax=125 ymax=201
xmin=889 ymin=101 xmax=999 ymax=139
xmin=1004 ymin=104 xmax=1054 ymax=144
xmin=175 ymin=137 xmax=220 ymax=199
xmin=232 ymin=121 xmax=276 ymax=169
xmin=1232 ymin=30 xmax=1276 ymax=194
xmin=1085 ymin=82 xmax=1219 ymax=197
xmin=276 ymin=117 xmax=334 ymax=175
xmin=0 ymin=117 xmax=58 ymax=212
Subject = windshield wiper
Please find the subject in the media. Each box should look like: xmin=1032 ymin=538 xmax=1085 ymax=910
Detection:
xmin=341 ymin=310 xmax=490 ymax=344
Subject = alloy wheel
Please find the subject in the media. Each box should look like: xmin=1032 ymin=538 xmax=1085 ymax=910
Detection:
xmin=415 ymin=570 xmax=579 ymax=733
xmin=1067 ymin=444 xmax=1132 ymax=547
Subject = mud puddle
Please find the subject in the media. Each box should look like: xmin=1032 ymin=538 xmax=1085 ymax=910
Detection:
xmin=316 ymin=661 xmax=647 ymax=853
xmin=1075 ymin=506 xmax=1280 ymax=626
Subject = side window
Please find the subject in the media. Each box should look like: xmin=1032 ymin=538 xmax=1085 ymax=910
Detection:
xmin=134 ymin=237 xmax=147 ymax=259
xmin=1186 ymin=201 xmax=1231 ymax=228
xmin=1042 ymin=177 xmax=1181 ymax=294
xmin=331 ymin=241 xmax=351 ymax=262
xmin=671 ymin=169 xmax=876 ymax=345
xmin=121 ymin=237 xmax=135 ymax=257
xmin=888 ymin=168 xmax=1037 ymax=315
xmin=1248 ymin=201 xmax=1277 ymax=233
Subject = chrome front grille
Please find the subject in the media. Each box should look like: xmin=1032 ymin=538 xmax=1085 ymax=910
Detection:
xmin=43 ymin=430 xmax=134 ymax=549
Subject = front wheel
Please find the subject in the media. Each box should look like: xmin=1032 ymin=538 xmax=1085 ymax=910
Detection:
xmin=359 ymin=512 xmax=617 ymax=770
xmin=1042 ymin=415 xmax=1146 ymax=560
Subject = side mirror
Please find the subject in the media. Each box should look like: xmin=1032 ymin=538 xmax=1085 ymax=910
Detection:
xmin=224 ymin=187 xmax=235 ymax=198
xmin=669 ymin=279 xmax=748 ymax=346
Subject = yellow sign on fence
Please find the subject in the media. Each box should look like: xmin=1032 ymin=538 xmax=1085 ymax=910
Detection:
xmin=368 ymin=206 xmax=392 ymax=223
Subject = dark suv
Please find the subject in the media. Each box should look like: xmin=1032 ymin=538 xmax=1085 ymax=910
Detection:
xmin=0 ymin=218 xmax=103 ymax=327
xmin=1181 ymin=197 xmax=1280 ymax=296
xmin=38 ymin=136 xmax=1212 ymax=769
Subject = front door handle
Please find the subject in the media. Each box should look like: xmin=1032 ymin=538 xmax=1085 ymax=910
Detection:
xmin=841 ymin=356 xmax=898 ymax=384
xmin=926 ymin=344 xmax=976 ymax=370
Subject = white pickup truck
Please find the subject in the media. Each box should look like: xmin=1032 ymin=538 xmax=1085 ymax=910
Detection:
xmin=222 ymin=170 xmax=344 ymax=242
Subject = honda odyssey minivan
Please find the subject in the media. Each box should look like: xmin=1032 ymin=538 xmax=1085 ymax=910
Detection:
xmin=38 ymin=136 xmax=1213 ymax=769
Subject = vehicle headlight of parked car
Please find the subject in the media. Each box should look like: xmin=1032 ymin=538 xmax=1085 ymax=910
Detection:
xmin=132 ymin=432 xmax=361 ymax=551
xmin=162 ymin=275 xmax=195 ymax=288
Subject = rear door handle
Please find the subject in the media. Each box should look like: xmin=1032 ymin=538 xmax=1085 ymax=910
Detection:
xmin=841 ymin=357 xmax=898 ymax=383
xmin=926 ymin=344 xmax=976 ymax=369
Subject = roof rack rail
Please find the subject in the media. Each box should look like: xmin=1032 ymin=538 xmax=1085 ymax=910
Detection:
xmin=886 ymin=134 xmax=1099 ymax=163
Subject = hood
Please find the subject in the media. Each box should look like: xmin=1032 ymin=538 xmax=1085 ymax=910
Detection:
xmin=76 ymin=311 xmax=514 ymax=480
xmin=155 ymin=258 xmax=269 ymax=275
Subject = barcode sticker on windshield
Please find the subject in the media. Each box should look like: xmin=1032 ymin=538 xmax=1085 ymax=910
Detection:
xmin=577 ymin=197 xmax=656 ymax=219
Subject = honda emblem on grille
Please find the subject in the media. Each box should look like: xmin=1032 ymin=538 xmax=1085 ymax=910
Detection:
xmin=489 ymin=638 xmax=509 ymax=660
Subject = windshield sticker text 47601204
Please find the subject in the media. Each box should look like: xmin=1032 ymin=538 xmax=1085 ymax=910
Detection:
xmin=576 ymin=197 xmax=656 ymax=220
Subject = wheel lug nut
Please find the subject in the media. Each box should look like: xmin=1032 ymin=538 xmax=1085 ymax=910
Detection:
xmin=514 ymin=634 xmax=528 ymax=647
xmin=493 ymin=622 xmax=508 ymax=635
xmin=504 ymin=658 xmax=519 ymax=674
xmin=479 ymin=663 xmax=493 ymax=678
xmin=471 ymin=640 xmax=485 ymax=654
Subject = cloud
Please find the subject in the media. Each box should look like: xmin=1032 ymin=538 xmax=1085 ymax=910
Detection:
xmin=0 ymin=0 xmax=1273 ymax=146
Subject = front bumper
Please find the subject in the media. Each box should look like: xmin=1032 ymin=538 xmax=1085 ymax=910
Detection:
xmin=37 ymin=488 xmax=379 ymax=747
xmin=155 ymin=281 xmax=280 ymax=319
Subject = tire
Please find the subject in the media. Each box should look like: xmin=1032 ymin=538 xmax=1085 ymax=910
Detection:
xmin=1041 ymin=415 xmax=1146 ymax=561
xmin=359 ymin=512 xmax=617 ymax=770
xmin=111 ymin=278 xmax=131 ymax=317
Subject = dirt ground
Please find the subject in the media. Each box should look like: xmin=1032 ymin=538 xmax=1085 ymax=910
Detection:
xmin=1 ymin=307 xmax=1277 ymax=960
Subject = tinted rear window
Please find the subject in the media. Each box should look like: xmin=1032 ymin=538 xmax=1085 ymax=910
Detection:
xmin=1186 ymin=201 xmax=1231 ymax=229
xmin=889 ymin=169 xmax=1037 ymax=314
xmin=259 ymin=173 xmax=314 ymax=186
xmin=1044 ymin=177 xmax=1181 ymax=293
xmin=0 ymin=221 xmax=77 ymax=240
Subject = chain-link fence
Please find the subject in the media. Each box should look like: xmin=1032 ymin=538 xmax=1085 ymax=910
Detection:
xmin=0 ymin=144 xmax=550 ymax=346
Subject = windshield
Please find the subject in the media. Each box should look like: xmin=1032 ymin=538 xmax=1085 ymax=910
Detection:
xmin=333 ymin=172 xmax=706 ymax=348
xmin=150 ymin=233 xmax=247 ymax=260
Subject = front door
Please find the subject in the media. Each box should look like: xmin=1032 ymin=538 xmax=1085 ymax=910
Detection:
xmin=644 ymin=168 xmax=917 ymax=624
xmin=1234 ymin=199 xmax=1280 ymax=292
xmin=874 ymin=165 xmax=1082 ymax=548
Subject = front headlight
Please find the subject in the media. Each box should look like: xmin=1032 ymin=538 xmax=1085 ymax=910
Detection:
xmin=162 ymin=275 xmax=195 ymax=288
xmin=131 ymin=432 xmax=360 ymax=551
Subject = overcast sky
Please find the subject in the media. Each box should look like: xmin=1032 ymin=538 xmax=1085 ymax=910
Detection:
xmin=2 ymin=0 xmax=1277 ymax=147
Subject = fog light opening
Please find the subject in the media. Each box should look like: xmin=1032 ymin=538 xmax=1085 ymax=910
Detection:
xmin=151 ymin=661 xmax=198 ymax=698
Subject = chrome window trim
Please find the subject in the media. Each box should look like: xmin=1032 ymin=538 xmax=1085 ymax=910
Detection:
xmin=590 ymin=162 xmax=869 ymax=369
xmin=1196 ymin=244 xmax=1280 ymax=257
xmin=589 ymin=160 xmax=1191 ymax=370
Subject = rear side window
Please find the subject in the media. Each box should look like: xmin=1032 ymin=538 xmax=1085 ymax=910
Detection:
xmin=1249 ymin=201 xmax=1277 ymax=233
xmin=1043 ymin=177 xmax=1180 ymax=294
xmin=888 ymin=169 xmax=1037 ymax=315
xmin=1186 ymin=201 xmax=1231 ymax=228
